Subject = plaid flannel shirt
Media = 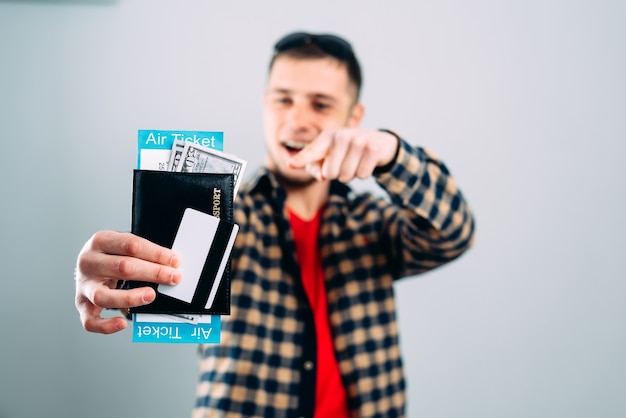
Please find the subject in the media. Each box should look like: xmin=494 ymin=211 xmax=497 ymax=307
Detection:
xmin=193 ymin=139 xmax=475 ymax=418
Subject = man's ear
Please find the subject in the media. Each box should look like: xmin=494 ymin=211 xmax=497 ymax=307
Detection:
xmin=348 ymin=103 xmax=364 ymax=127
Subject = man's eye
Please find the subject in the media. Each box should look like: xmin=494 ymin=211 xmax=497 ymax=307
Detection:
xmin=314 ymin=102 xmax=330 ymax=111
xmin=276 ymin=97 xmax=292 ymax=105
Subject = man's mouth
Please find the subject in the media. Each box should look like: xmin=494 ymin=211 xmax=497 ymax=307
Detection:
xmin=283 ymin=141 xmax=306 ymax=154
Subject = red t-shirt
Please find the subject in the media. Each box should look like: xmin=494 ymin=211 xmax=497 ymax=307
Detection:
xmin=288 ymin=207 xmax=350 ymax=418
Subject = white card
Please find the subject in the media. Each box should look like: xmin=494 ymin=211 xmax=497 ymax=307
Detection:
xmin=158 ymin=207 xmax=238 ymax=308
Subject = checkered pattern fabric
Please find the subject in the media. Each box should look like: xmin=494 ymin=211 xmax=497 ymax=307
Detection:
xmin=193 ymin=139 xmax=475 ymax=417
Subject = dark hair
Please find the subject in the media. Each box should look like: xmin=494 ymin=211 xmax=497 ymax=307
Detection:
xmin=269 ymin=32 xmax=363 ymax=101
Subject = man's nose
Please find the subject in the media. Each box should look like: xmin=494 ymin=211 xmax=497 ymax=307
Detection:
xmin=285 ymin=103 xmax=315 ymax=132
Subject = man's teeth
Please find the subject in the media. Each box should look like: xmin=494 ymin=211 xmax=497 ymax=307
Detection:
xmin=285 ymin=141 xmax=306 ymax=150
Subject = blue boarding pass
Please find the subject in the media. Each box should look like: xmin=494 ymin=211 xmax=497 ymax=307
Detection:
xmin=133 ymin=313 xmax=221 ymax=344
xmin=137 ymin=129 xmax=224 ymax=171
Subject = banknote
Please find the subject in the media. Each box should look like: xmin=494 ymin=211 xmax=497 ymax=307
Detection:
xmin=167 ymin=140 xmax=186 ymax=171
xmin=176 ymin=141 xmax=247 ymax=194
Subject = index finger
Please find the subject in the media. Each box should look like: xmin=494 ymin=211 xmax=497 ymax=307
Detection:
xmin=90 ymin=231 xmax=180 ymax=267
xmin=287 ymin=130 xmax=334 ymax=168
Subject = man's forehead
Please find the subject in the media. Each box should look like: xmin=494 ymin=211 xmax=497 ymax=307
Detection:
xmin=267 ymin=56 xmax=356 ymax=101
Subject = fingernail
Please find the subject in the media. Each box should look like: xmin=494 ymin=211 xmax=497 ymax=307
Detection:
xmin=170 ymin=252 xmax=181 ymax=267
xmin=142 ymin=289 xmax=156 ymax=304
xmin=171 ymin=270 xmax=182 ymax=285
xmin=308 ymin=166 xmax=321 ymax=180
xmin=116 ymin=319 xmax=127 ymax=331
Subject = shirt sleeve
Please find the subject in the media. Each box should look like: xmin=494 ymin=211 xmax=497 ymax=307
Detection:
xmin=374 ymin=138 xmax=476 ymax=277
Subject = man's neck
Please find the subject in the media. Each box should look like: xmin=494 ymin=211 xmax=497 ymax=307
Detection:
xmin=284 ymin=179 xmax=330 ymax=221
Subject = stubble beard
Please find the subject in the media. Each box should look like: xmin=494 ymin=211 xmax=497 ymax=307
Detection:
xmin=271 ymin=165 xmax=318 ymax=190
xmin=266 ymin=154 xmax=318 ymax=190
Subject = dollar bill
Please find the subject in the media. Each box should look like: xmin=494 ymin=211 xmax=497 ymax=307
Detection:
xmin=176 ymin=141 xmax=247 ymax=194
xmin=167 ymin=140 xmax=186 ymax=171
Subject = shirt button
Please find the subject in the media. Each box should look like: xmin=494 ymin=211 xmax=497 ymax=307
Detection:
xmin=303 ymin=361 xmax=314 ymax=371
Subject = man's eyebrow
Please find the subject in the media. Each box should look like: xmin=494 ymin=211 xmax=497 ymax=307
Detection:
xmin=268 ymin=89 xmax=339 ymax=103
xmin=268 ymin=88 xmax=292 ymax=95
xmin=308 ymin=93 xmax=337 ymax=103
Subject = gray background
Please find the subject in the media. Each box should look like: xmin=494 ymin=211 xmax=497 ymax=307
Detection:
xmin=0 ymin=0 xmax=624 ymax=417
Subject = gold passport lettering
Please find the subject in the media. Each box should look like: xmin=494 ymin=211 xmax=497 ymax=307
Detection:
xmin=212 ymin=187 xmax=221 ymax=217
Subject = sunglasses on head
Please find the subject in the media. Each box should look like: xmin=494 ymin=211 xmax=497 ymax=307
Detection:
xmin=273 ymin=32 xmax=355 ymax=60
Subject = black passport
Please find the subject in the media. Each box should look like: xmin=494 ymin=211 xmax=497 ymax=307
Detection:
xmin=122 ymin=170 xmax=237 ymax=315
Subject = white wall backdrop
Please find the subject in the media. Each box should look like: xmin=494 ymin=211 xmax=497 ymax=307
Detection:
xmin=0 ymin=1 xmax=624 ymax=417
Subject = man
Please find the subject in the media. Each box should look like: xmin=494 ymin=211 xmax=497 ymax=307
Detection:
xmin=75 ymin=31 xmax=475 ymax=417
